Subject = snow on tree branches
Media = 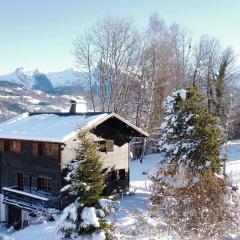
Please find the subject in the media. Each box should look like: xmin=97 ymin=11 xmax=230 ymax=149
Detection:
xmin=151 ymin=86 xmax=240 ymax=239
xmin=159 ymin=86 xmax=221 ymax=171
xmin=57 ymin=131 xmax=113 ymax=240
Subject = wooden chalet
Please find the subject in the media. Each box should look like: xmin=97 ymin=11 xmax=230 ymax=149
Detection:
xmin=0 ymin=100 xmax=148 ymax=229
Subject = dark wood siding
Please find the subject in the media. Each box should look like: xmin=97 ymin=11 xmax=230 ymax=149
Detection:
xmin=0 ymin=140 xmax=62 ymax=209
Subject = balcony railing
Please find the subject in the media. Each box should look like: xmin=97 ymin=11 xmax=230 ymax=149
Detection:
xmin=2 ymin=186 xmax=50 ymax=213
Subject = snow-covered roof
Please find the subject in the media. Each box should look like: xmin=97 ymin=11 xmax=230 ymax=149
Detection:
xmin=0 ymin=112 xmax=148 ymax=143
xmin=0 ymin=112 xmax=108 ymax=143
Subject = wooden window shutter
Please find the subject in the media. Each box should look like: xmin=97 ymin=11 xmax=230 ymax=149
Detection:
xmin=106 ymin=140 xmax=114 ymax=152
xmin=15 ymin=141 xmax=21 ymax=153
xmin=52 ymin=144 xmax=59 ymax=157
xmin=32 ymin=142 xmax=38 ymax=156
xmin=0 ymin=140 xmax=4 ymax=152
xmin=43 ymin=143 xmax=50 ymax=156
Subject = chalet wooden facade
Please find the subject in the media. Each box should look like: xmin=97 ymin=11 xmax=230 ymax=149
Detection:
xmin=0 ymin=101 xmax=148 ymax=229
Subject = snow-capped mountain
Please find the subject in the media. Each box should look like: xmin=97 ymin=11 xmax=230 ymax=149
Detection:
xmin=0 ymin=68 xmax=89 ymax=122
xmin=0 ymin=67 xmax=86 ymax=92
xmin=0 ymin=67 xmax=53 ymax=92
xmin=46 ymin=68 xmax=86 ymax=88
xmin=0 ymin=67 xmax=36 ymax=88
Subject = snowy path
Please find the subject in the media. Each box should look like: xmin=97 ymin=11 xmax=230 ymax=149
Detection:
xmin=116 ymin=153 xmax=161 ymax=222
xmin=114 ymin=154 xmax=167 ymax=239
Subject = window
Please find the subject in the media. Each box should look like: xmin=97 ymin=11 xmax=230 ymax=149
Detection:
xmin=106 ymin=140 xmax=114 ymax=152
xmin=10 ymin=140 xmax=21 ymax=153
xmin=1 ymin=140 xmax=21 ymax=153
xmin=17 ymin=172 xmax=24 ymax=190
xmin=119 ymin=169 xmax=126 ymax=180
xmin=96 ymin=140 xmax=114 ymax=153
xmin=32 ymin=142 xmax=44 ymax=156
xmin=0 ymin=140 xmax=4 ymax=152
xmin=37 ymin=177 xmax=51 ymax=191
xmin=32 ymin=142 xmax=59 ymax=158
xmin=44 ymin=143 xmax=59 ymax=157
xmin=97 ymin=140 xmax=107 ymax=152
xmin=38 ymin=143 xmax=44 ymax=156
xmin=111 ymin=170 xmax=117 ymax=182
xmin=4 ymin=140 xmax=10 ymax=151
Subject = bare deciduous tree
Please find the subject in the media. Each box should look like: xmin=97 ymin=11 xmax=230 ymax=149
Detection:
xmin=73 ymin=17 xmax=141 ymax=118
xmin=139 ymin=14 xmax=192 ymax=152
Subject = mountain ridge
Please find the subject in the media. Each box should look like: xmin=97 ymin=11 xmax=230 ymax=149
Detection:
xmin=0 ymin=67 xmax=86 ymax=92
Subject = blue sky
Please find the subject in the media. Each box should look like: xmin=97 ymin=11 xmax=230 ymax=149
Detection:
xmin=0 ymin=0 xmax=240 ymax=74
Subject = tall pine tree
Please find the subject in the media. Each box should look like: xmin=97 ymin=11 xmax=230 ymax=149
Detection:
xmin=57 ymin=131 xmax=111 ymax=240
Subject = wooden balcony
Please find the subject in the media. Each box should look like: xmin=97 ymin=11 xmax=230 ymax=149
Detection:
xmin=2 ymin=186 xmax=50 ymax=213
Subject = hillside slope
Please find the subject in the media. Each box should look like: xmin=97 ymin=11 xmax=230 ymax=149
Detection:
xmin=0 ymin=81 xmax=79 ymax=122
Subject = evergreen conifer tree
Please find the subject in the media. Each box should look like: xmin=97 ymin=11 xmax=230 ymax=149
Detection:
xmin=159 ymin=85 xmax=221 ymax=171
xmin=57 ymin=131 xmax=111 ymax=240
xmin=151 ymin=86 xmax=240 ymax=239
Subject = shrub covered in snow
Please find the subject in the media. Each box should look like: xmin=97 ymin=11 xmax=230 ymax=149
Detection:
xmin=152 ymin=167 xmax=240 ymax=239
xmin=151 ymin=86 xmax=240 ymax=239
xmin=57 ymin=131 xmax=113 ymax=240
xmin=114 ymin=209 xmax=177 ymax=240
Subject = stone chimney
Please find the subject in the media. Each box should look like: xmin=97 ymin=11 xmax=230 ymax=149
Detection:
xmin=69 ymin=99 xmax=87 ymax=114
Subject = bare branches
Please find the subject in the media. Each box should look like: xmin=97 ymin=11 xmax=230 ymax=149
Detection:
xmin=72 ymin=15 xmax=240 ymax=143
xmin=72 ymin=17 xmax=141 ymax=117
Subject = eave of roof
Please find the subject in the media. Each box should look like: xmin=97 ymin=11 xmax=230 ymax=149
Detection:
xmin=87 ymin=112 xmax=149 ymax=137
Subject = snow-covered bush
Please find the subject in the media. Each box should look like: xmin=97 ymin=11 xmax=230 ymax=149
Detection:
xmin=114 ymin=209 xmax=178 ymax=240
xmin=57 ymin=131 xmax=113 ymax=240
xmin=151 ymin=86 xmax=240 ymax=239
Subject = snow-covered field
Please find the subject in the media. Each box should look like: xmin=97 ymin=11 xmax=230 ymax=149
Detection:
xmin=1 ymin=142 xmax=240 ymax=240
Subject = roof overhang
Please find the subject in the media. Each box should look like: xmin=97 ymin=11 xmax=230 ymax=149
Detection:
xmin=87 ymin=112 xmax=149 ymax=137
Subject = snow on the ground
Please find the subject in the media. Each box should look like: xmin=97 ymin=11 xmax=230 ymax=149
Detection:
xmin=224 ymin=141 xmax=240 ymax=186
xmin=0 ymin=221 xmax=56 ymax=240
xmin=1 ymin=142 xmax=240 ymax=240
xmin=114 ymin=154 xmax=175 ymax=239
xmin=115 ymin=154 xmax=158 ymax=224
xmin=11 ymin=221 xmax=56 ymax=240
